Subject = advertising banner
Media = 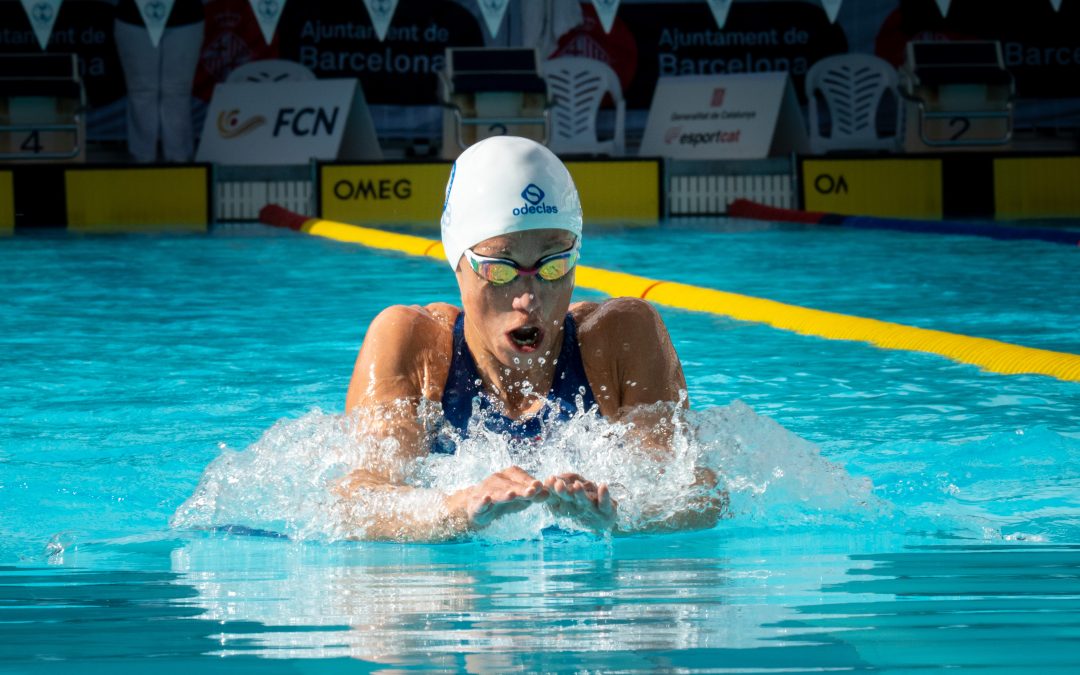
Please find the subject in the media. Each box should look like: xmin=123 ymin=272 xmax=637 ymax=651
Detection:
xmin=195 ymin=0 xmax=280 ymax=102
xmin=196 ymin=79 xmax=381 ymax=164
xmin=321 ymin=162 xmax=448 ymax=225
xmin=0 ymin=171 xmax=13 ymax=234
xmin=4 ymin=0 xmax=1080 ymax=146
xmin=615 ymin=1 xmax=848 ymax=109
xmin=639 ymin=72 xmax=807 ymax=159
xmin=994 ymin=157 xmax=1080 ymax=220
xmin=873 ymin=0 xmax=1080 ymax=100
xmin=276 ymin=0 xmax=483 ymax=107
xmin=320 ymin=159 xmax=660 ymax=226
xmin=801 ymin=158 xmax=943 ymax=219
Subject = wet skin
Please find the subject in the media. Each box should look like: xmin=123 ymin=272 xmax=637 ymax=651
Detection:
xmin=343 ymin=228 xmax=700 ymax=540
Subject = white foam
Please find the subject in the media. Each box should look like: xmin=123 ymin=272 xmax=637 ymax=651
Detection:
xmin=171 ymin=399 xmax=883 ymax=542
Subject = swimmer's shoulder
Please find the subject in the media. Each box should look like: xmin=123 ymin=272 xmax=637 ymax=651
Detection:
xmin=571 ymin=297 xmax=663 ymax=340
xmin=348 ymin=303 xmax=460 ymax=407
xmin=421 ymin=302 xmax=461 ymax=327
xmin=367 ymin=303 xmax=458 ymax=340
xmin=571 ymin=298 xmax=670 ymax=415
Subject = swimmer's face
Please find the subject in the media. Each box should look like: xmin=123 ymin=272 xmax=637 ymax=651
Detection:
xmin=455 ymin=228 xmax=577 ymax=371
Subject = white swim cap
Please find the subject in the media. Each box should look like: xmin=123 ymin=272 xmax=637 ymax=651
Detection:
xmin=441 ymin=136 xmax=582 ymax=269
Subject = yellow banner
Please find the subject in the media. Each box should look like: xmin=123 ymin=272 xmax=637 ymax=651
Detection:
xmin=65 ymin=167 xmax=208 ymax=232
xmin=321 ymin=163 xmax=449 ymax=226
xmin=995 ymin=157 xmax=1080 ymax=220
xmin=565 ymin=160 xmax=660 ymax=223
xmin=0 ymin=171 xmax=13 ymax=235
xmin=321 ymin=160 xmax=662 ymax=226
xmin=803 ymin=159 xmax=942 ymax=219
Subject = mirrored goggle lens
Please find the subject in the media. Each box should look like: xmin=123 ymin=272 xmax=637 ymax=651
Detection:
xmin=477 ymin=260 xmax=520 ymax=285
xmin=537 ymin=251 xmax=578 ymax=281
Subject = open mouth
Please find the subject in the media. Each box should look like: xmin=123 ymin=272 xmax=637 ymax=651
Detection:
xmin=507 ymin=325 xmax=543 ymax=351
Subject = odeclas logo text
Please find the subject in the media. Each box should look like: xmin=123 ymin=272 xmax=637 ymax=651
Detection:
xmin=513 ymin=183 xmax=558 ymax=216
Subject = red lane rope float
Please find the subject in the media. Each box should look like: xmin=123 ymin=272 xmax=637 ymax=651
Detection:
xmin=259 ymin=204 xmax=310 ymax=231
xmin=727 ymin=199 xmax=829 ymax=224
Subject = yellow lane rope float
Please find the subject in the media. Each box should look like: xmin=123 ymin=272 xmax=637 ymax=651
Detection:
xmin=260 ymin=206 xmax=1080 ymax=382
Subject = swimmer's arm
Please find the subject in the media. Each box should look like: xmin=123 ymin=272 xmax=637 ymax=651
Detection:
xmin=603 ymin=299 xmax=724 ymax=533
xmin=336 ymin=424 xmax=551 ymax=542
xmin=341 ymin=305 xmax=455 ymax=540
xmin=336 ymin=465 xmax=548 ymax=542
xmin=340 ymin=306 xmax=548 ymax=541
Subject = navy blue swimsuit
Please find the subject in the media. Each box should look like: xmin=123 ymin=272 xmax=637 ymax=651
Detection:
xmin=434 ymin=313 xmax=598 ymax=453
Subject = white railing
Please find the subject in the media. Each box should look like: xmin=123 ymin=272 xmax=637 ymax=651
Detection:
xmin=213 ymin=170 xmax=795 ymax=222
xmin=216 ymin=180 xmax=312 ymax=221
xmin=669 ymin=173 xmax=794 ymax=215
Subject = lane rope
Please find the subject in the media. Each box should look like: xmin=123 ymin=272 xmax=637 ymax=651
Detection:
xmin=258 ymin=205 xmax=1080 ymax=382
xmin=728 ymin=199 xmax=1080 ymax=247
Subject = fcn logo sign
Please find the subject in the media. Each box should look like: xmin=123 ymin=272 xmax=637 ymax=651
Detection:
xmin=711 ymin=88 xmax=726 ymax=107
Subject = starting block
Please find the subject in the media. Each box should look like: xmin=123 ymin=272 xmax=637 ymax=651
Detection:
xmin=0 ymin=53 xmax=85 ymax=162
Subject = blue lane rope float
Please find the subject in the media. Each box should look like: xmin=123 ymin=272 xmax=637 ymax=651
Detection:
xmin=728 ymin=199 xmax=1080 ymax=247
xmin=259 ymin=205 xmax=1080 ymax=382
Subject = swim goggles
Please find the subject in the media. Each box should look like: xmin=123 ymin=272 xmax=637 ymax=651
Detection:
xmin=463 ymin=242 xmax=580 ymax=286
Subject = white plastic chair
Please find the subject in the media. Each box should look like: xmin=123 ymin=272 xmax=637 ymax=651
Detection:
xmin=226 ymin=59 xmax=316 ymax=84
xmin=805 ymin=53 xmax=900 ymax=153
xmin=541 ymin=57 xmax=625 ymax=156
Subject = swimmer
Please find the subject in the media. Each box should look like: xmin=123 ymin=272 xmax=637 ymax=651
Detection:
xmin=340 ymin=136 xmax=721 ymax=540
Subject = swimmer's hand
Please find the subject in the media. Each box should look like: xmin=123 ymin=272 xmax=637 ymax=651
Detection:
xmin=335 ymin=465 xmax=547 ymax=541
xmin=447 ymin=465 xmax=549 ymax=529
xmin=543 ymin=473 xmax=618 ymax=532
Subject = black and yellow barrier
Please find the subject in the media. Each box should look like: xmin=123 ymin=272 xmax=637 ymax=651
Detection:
xmin=802 ymin=158 xmax=943 ymax=220
xmin=318 ymin=158 xmax=662 ymax=226
xmin=65 ymin=166 xmax=209 ymax=232
xmin=994 ymin=157 xmax=1080 ymax=220
xmin=259 ymin=205 xmax=1080 ymax=383
xmin=4 ymin=164 xmax=210 ymax=232
xmin=0 ymin=170 xmax=13 ymax=236
xmin=800 ymin=153 xmax=1080 ymax=221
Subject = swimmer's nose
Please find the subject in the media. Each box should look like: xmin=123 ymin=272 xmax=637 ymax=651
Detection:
xmin=511 ymin=286 xmax=540 ymax=313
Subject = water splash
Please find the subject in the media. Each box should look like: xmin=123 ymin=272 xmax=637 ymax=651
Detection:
xmin=44 ymin=531 xmax=76 ymax=564
xmin=860 ymin=425 xmax=1080 ymax=542
xmin=172 ymin=399 xmax=883 ymax=542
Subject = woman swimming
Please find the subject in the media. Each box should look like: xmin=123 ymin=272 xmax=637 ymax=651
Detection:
xmin=339 ymin=136 xmax=720 ymax=540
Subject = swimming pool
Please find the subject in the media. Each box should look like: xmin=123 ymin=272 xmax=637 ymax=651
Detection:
xmin=2 ymin=222 xmax=1078 ymax=672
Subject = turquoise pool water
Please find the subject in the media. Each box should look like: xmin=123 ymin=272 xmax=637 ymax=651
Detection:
xmin=2 ymin=223 xmax=1078 ymax=672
